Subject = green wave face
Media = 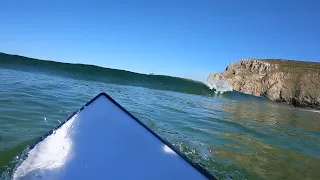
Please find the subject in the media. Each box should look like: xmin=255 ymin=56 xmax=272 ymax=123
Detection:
xmin=0 ymin=53 xmax=216 ymax=96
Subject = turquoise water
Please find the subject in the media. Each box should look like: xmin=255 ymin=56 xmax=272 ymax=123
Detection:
xmin=1 ymin=54 xmax=320 ymax=179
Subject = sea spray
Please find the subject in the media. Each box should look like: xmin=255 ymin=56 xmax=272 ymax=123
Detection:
xmin=206 ymin=75 xmax=233 ymax=94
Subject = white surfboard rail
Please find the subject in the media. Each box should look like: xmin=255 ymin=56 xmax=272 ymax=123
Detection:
xmin=13 ymin=92 xmax=216 ymax=180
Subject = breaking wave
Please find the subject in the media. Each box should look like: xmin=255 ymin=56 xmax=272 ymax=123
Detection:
xmin=205 ymin=76 xmax=233 ymax=94
xmin=0 ymin=53 xmax=230 ymax=97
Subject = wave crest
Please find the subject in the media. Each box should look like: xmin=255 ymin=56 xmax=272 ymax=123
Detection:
xmin=206 ymin=76 xmax=233 ymax=94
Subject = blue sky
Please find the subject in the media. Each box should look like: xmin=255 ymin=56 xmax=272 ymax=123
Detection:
xmin=1 ymin=0 xmax=319 ymax=81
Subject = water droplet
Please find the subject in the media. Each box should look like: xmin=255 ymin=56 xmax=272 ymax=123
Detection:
xmin=53 ymin=130 xmax=56 ymax=134
xmin=58 ymin=120 xmax=61 ymax=124
xmin=44 ymin=117 xmax=47 ymax=122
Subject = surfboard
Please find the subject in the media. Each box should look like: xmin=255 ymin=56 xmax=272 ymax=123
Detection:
xmin=12 ymin=93 xmax=215 ymax=180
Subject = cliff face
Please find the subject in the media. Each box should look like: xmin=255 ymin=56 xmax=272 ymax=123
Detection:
xmin=208 ymin=59 xmax=320 ymax=109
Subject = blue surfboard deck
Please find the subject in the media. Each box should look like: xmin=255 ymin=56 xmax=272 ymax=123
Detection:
xmin=12 ymin=93 xmax=215 ymax=180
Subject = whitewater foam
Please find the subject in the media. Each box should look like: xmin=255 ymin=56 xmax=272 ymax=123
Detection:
xmin=205 ymin=77 xmax=233 ymax=94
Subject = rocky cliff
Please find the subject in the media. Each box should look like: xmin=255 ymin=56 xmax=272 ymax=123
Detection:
xmin=208 ymin=59 xmax=320 ymax=109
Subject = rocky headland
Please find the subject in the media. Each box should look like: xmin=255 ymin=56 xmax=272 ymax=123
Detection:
xmin=208 ymin=59 xmax=320 ymax=109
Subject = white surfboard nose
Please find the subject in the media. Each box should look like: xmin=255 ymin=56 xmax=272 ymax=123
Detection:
xmin=13 ymin=93 xmax=214 ymax=180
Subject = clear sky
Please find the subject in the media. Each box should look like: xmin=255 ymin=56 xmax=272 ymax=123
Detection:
xmin=1 ymin=0 xmax=319 ymax=81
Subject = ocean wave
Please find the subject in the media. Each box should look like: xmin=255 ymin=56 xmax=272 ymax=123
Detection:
xmin=1 ymin=53 xmax=220 ymax=97
xmin=205 ymin=77 xmax=233 ymax=94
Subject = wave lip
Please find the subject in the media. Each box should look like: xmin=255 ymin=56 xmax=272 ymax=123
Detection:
xmin=206 ymin=76 xmax=233 ymax=94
